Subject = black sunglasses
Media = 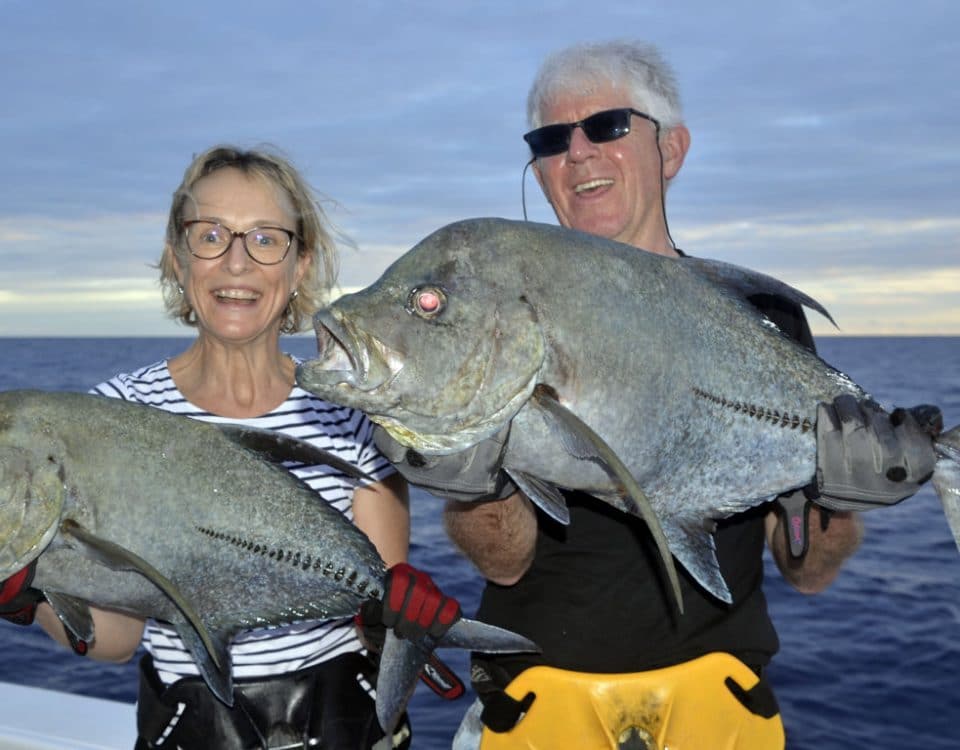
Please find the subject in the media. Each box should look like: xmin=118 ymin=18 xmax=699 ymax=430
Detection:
xmin=523 ymin=107 xmax=660 ymax=158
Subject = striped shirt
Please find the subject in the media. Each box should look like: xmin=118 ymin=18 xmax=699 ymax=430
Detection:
xmin=91 ymin=358 xmax=396 ymax=686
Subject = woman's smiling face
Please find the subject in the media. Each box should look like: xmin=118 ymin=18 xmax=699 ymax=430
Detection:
xmin=176 ymin=167 xmax=308 ymax=346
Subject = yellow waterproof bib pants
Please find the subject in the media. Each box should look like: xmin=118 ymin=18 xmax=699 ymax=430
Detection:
xmin=478 ymin=653 xmax=785 ymax=750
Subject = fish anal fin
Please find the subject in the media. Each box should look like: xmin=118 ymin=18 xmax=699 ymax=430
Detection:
xmin=174 ymin=617 xmax=235 ymax=707
xmin=670 ymin=519 xmax=732 ymax=605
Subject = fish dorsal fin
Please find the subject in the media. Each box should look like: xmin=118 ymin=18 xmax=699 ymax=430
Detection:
xmin=505 ymin=469 xmax=570 ymax=525
xmin=530 ymin=387 xmax=685 ymax=616
xmin=214 ymin=424 xmax=371 ymax=482
xmin=682 ymin=256 xmax=836 ymax=327
xmin=44 ymin=592 xmax=95 ymax=642
xmin=59 ymin=519 xmax=227 ymax=677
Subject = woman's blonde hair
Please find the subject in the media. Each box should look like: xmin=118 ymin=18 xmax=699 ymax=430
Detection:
xmin=159 ymin=145 xmax=341 ymax=334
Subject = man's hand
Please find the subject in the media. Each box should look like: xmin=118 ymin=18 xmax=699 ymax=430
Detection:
xmin=815 ymin=395 xmax=940 ymax=511
xmin=360 ymin=562 xmax=462 ymax=643
xmin=0 ymin=561 xmax=43 ymax=626
xmin=373 ymin=424 xmax=517 ymax=502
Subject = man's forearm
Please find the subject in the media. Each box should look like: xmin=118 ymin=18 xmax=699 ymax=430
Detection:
xmin=443 ymin=492 xmax=538 ymax=586
xmin=768 ymin=505 xmax=864 ymax=594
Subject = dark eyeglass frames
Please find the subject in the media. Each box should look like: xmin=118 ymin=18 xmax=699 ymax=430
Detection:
xmin=523 ymin=107 xmax=660 ymax=158
xmin=183 ymin=220 xmax=299 ymax=266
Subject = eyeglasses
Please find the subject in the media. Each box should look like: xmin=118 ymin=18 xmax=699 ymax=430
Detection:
xmin=523 ymin=108 xmax=660 ymax=158
xmin=183 ymin=220 xmax=298 ymax=265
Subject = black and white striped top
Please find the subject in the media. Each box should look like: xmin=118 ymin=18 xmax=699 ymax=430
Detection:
xmin=91 ymin=358 xmax=396 ymax=685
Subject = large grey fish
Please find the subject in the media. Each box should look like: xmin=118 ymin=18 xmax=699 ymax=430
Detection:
xmin=296 ymin=217 xmax=960 ymax=613
xmin=0 ymin=389 xmax=536 ymax=733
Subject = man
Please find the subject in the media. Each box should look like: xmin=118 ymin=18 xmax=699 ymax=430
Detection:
xmin=375 ymin=41 xmax=937 ymax=749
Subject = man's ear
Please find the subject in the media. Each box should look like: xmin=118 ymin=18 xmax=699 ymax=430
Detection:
xmin=661 ymin=124 xmax=691 ymax=181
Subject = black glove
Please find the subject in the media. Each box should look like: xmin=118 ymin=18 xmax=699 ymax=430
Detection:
xmin=0 ymin=561 xmax=43 ymax=626
xmin=373 ymin=424 xmax=517 ymax=502
xmin=814 ymin=395 xmax=940 ymax=511
xmin=359 ymin=562 xmax=462 ymax=643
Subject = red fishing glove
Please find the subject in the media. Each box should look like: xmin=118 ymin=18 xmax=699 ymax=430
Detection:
xmin=360 ymin=562 xmax=462 ymax=642
xmin=0 ymin=561 xmax=43 ymax=626
xmin=356 ymin=563 xmax=466 ymax=700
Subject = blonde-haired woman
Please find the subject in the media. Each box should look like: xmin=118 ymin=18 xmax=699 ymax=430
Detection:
xmin=35 ymin=145 xmax=410 ymax=748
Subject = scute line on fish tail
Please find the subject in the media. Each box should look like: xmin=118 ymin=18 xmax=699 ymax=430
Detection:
xmin=195 ymin=525 xmax=382 ymax=599
xmin=691 ymin=387 xmax=815 ymax=432
xmin=530 ymin=385 xmax=685 ymax=616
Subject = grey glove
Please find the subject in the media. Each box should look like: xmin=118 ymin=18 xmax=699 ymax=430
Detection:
xmin=814 ymin=395 xmax=940 ymax=511
xmin=373 ymin=424 xmax=517 ymax=502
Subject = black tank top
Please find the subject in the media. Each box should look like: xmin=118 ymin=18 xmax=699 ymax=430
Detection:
xmin=476 ymin=288 xmax=815 ymax=677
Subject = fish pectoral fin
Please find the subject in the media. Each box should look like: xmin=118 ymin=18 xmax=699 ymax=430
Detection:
xmin=44 ymin=592 xmax=95 ymax=642
xmin=531 ymin=388 xmax=685 ymax=616
xmin=505 ymin=469 xmax=570 ymax=524
xmin=174 ymin=617 xmax=235 ymax=707
xmin=671 ymin=519 xmax=733 ymax=605
xmin=59 ymin=519 xmax=226 ymax=673
xmin=376 ymin=619 xmax=538 ymax=734
xmin=215 ymin=424 xmax=372 ymax=482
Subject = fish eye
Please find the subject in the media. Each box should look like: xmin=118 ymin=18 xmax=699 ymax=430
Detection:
xmin=407 ymin=286 xmax=446 ymax=319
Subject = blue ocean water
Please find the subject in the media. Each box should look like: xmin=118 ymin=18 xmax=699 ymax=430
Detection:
xmin=0 ymin=335 xmax=958 ymax=749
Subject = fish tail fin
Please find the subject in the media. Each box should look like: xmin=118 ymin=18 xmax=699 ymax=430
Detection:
xmin=932 ymin=425 xmax=960 ymax=553
xmin=375 ymin=618 xmax=538 ymax=733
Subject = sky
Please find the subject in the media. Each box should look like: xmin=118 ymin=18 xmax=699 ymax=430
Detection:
xmin=0 ymin=0 xmax=957 ymax=338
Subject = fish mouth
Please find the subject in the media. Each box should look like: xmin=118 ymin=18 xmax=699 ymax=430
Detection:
xmin=296 ymin=309 xmax=404 ymax=396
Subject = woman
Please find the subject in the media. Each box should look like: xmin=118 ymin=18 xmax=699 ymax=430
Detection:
xmin=31 ymin=145 xmax=411 ymax=748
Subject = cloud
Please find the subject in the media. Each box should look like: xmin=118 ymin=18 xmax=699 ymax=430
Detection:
xmin=0 ymin=0 xmax=956 ymax=335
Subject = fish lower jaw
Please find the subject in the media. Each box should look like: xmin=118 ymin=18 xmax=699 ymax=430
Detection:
xmin=376 ymin=410 xmax=520 ymax=454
